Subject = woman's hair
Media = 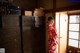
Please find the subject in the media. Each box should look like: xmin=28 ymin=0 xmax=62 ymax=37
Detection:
xmin=48 ymin=16 xmax=54 ymax=21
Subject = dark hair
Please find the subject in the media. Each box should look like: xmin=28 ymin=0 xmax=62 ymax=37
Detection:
xmin=48 ymin=16 xmax=54 ymax=21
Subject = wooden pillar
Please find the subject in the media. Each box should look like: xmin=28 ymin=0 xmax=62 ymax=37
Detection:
xmin=53 ymin=0 xmax=56 ymax=28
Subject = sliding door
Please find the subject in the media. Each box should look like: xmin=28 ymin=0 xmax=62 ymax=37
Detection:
xmin=56 ymin=12 xmax=68 ymax=53
xmin=68 ymin=15 xmax=80 ymax=53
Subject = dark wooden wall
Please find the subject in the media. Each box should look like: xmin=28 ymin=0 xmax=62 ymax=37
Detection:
xmin=11 ymin=0 xmax=37 ymax=10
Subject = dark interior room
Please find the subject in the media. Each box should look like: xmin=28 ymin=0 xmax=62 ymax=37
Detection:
xmin=0 ymin=0 xmax=80 ymax=53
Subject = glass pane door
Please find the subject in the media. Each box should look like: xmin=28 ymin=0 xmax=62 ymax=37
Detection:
xmin=68 ymin=15 xmax=80 ymax=48
xmin=69 ymin=15 xmax=79 ymax=23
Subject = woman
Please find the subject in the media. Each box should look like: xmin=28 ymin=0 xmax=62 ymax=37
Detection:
xmin=48 ymin=16 xmax=58 ymax=53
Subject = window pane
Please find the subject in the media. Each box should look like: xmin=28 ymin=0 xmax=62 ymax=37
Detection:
xmin=69 ymin=39 xmax=78 ymax=48
xmin=69 ymin=24 xmax=79 ymax=31
xmin=69 ymin=15 xmax=79 ymax=23
xmin=69 ymin=32 xmax=79 ymax=39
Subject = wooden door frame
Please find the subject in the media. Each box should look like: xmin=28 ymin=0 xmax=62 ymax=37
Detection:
xmin=55 ymin=12 xmax=60 ymax=53
xmin=67 ymin=13 xmax=69 ymax=53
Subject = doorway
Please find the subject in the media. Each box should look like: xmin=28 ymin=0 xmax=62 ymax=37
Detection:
xmin=55 ymin=10 xmax=80 ymax=53
xmin=55 ymin=12 xmax=68 ymax=53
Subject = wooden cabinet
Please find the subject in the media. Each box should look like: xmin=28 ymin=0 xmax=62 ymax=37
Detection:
xmin=0 ymin=15 xmax=21 ymax=53
xmin=22 ymin=16 xmax=45 ymax=53
xmin=22 ymin=16 xmax=35 ymax=53
xmin=0 ymin=15 xmax=45 ymax=53
xmin=33 ymin=16 xmax=45 ymax=53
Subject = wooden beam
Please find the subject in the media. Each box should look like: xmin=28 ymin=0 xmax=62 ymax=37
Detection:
xmin=45 ymin=4 xmax=80 ymax=13
xmin=56 ymin=5 xmax=80 ymax=12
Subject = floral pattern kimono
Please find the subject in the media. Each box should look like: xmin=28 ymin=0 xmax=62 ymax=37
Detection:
xmin=48 ymin=23 xmax=58 ymax=53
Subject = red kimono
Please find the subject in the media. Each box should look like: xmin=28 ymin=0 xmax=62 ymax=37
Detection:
xmin=48 ymin=23 xmax=58 ymax=53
